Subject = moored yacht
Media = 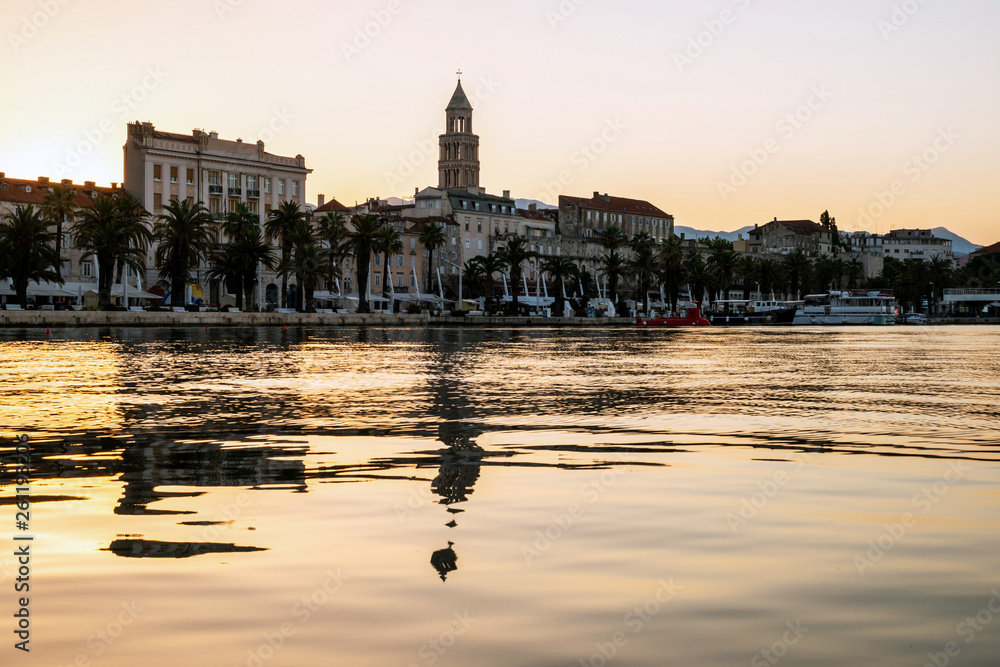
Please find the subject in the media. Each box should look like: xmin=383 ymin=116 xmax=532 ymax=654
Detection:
xmin=792 ymin=290 xmax=898 ymax=325
xmin=706 ymin=299 xmax=800 ymax=325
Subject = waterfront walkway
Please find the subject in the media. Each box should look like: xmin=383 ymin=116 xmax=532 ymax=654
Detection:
xmin=0 ymin=310 xmax=636 ymax=329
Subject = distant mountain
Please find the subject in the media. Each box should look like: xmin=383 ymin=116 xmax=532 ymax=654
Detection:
xmin=674 ymin=225 xmax=755 ymax=242
xmin=674 ymin=224 xmax=983 ymax=256
xmin=516 ymin=199 xmax=557 ymax=210
xmin=929 ymin=228 xmax=982 ymax=257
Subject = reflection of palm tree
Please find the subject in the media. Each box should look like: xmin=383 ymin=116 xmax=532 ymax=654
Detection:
xmin=431 ymin=435 xmax=484 ymax=506
xmin=430 ymin=541 xmax=458 ymax=582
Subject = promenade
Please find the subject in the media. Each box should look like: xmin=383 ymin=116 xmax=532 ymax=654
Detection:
xmin=0 ymin=310 xmax=636 ymax=329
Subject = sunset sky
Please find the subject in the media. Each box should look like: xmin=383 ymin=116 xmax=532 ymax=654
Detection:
xmin=2 ymin=0 xmax=997 ymax=244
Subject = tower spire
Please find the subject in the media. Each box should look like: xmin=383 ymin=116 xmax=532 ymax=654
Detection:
xmin=439 ymin=76 xmax=480 ymax=190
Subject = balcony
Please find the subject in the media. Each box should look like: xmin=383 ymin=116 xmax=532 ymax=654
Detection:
xmin=247 ymin=190 xmax=260 ymax=199
xmin=209 ymin=184 xmax=223 ymax=195
xmin=228 ymin=188 xmax=242 ymax=197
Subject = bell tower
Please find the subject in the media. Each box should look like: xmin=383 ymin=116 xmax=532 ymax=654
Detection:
xmin=438 ymin=72 xmax=480 ymax=190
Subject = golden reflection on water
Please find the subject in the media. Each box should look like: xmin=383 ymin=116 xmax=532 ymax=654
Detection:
xmin=2 ymin=326 xmax=1000 ymax=666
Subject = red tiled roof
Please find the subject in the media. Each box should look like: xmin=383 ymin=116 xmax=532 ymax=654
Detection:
xmin=971 ymin=241 xmax=1000 ymax=256
xmin=561 ymin=194 xmax=671 ymax=218
xmin=314 ymin=198 xmax=350 ymax=214
xmin=0 ymin=175 xmax=121 ymax=209
xmin=518 ymin=208 xmax=556 ymax=221
xmin=766 ymin=220 xmax=825 ymax=234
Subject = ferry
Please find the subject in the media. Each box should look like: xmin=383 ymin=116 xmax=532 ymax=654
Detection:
xmin=792 ymin=290 xmax=898 ymax=325
xmin=706 ymin=299 xmax=800 ymax=326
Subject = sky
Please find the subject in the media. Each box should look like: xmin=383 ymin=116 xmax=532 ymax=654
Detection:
xmin=1 ymin=0 xmax=998 ymax=245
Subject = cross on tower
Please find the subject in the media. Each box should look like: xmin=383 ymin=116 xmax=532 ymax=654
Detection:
xmin=457 ymin=69 xmax=462 ymax=81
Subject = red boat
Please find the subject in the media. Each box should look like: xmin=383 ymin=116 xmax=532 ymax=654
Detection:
xmin=636 ymin=306 xmax=711 ymax=327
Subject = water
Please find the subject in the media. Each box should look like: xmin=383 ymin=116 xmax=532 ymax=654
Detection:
xmin=2 ymin=326 xmax=999 ymax=666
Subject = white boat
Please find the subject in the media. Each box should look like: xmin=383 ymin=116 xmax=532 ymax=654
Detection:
xmin=903 ymin=312 xmax=928 ymax=325
xmin=792 ymin=291 xmax=898 ymax=325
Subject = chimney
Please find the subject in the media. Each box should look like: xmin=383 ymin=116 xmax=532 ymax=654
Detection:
xmin=84 ymin=181 xmax=95 ymax=188
xmin=236 ymin=138 xmax=243 ymax=143
xmin=503 ymin=190 xmax=510 ymax=199
xmin=773 ymin=217 xmax=778 ymax=222
xmin=38 ymin=176 xmax=49 ymax=184
xmin=594 ymin=191 xmax=600 ymax=199
xmin=415 ymin=187 xmax=419 ymax=196
xmin=317 ymin=194 xmax=326 ymax=207
xmin=529 ymin=203 xmax=537 ymax=212
xmin=111 ymin=183 xmax=118 ymax=189
xmin=210 ymin=131 xmax=219 ymax=139
xmin=680 ymin=233 xmax=686 ymax=240
xmin=0 ymin=172 xmax=5 ymax=178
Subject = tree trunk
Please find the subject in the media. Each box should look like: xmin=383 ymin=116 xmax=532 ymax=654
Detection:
xmin=55 ymin=216 xmax=64 ymax=281
xmin=100 ymin=259 xmax=115 ymax=310
xmin=171 ymin=273 xmax=186 ymax=308
xmin=15 ymin=277 xmax=28 ymax=310
xmin=357 ymin=259 xmax=370 ymax=314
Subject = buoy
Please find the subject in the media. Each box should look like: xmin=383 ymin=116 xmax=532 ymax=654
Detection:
xmin=283 ymin=325 xmax=288 ymax=331
xmin=45 ymin=328 xmax=51 ymax=335
xmin=205 ymin=326 xmax=209 ymax=332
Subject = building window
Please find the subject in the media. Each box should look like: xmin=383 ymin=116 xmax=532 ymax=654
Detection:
xmin=477 ymin=221 xmax=482 ymax=233
xmin=465 ymin=240 xmax=470 ymax=249
xmin=209 ymin=171 xmax=220 ymax=186
xmin=247 ymin=175 xmax=257 ymax=191
xmin=410 ymin=274 xmax=416 ymax=288
xmin=397 ymin=255 xmax=404 ymax=267
xmin=81 ymin=261 xmax=93 ymax=278
xmin=411 ymin=239 xmax=416 ymax=249
xmin=291 ymin=181 xmax=299 ymax=197
xmin=153 ymin=193 xmax=162 ymax=210
xmin=264 ymin=178 xmax=271 ymax=194
xmin=229 ymin=173 xmax=239 ymax=189
xmin=374 ymin=255 xmax=382 ymax=267
xmin=186 ymin=169 xmax=194 ymax=185
xmin=397 ymin=274 xmax=404 ymax=288
xmin=153 ymin=165 xmax=162 ymax=181
xmin=478 ymin=240 xmax=483 ymax=250
xmin=228 ymin=198 xmax=240 ymax=212
xmin=465 ymin=220 xmax=470 ymax=232
xmin=278 ymin=180 xmax=285 ymax=196
xmin=375 ymin=275 xmax=381 ymax=287
xmin=170 ymin=167 xmax=178 ymax=183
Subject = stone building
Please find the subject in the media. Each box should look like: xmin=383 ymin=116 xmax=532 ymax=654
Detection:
xmin=748 ymin=219 xmax=835 ymax=257
xmin=123 ymin=121 xmax=312 ymax=307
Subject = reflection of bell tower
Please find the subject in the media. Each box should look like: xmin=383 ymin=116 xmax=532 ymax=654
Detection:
xmin=438 ymin=72 xmax=480 ymax=190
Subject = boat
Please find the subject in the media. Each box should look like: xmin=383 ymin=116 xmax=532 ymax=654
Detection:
xmin=903 ymin=312 xmax=928 ymax=325
xmin=636 ymin=305 xmax=711 ymax=327
xmin=792 ymin=290 xmax=898 ymax=325
xmin=705 ymin=299 xmax=800 ymax=326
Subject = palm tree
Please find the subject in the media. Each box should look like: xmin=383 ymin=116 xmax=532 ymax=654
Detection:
xmin=41 ymin=184 xmax=78 ymax=280
xmin=599 ymin=225 xmax=626 ymax=252
xmin=316 ymin=211 xmax=348 ymax=290
xmin=0 ymin=206 xmax=62 ymax=309
xmin=757 ymin=257 xmax=784 ymax=297
xmin=153 ymin=199 xmax=215 ymax=308
xmin=684 ymin=250 xmax=716 ymax=306
xmin=926 ymin=255 xmax=953 ymax=313
xmin=845 ymin=257 xmax=864 ymax=290
xmin=656 ymin=235 xmax=686 ymax=312
xmin=541 ymin=256 xmax=579 ymax=317
xmin=209 ymin=203 xmax=275 ymax=311
xmin=629 ymin=233 xmax=656 ymax=315
xmin=782 ymin=250 xmax=811 ymax=299
xmin=278 ymin=226 xmax=332 ymax=313
xmin=601 ymin=251 xmax=628 ymax=309
xmin=265 ymin=201 xmax=307 ymax=308
xmin=418 ymin=221 xmax=447 ymax=294
xmin=343 ymin=214 xmax=382 ymax=313
xmin=737 ymin=254 xmax=758 ymax=300
xmin=495 ymin=236 xmax=538 ymax=314
xmin=708 ymin=246 xmax=738 ymax=303
xmin=73 ymin=196 xmax=152 ymax=310
xmin=813 ymin=254 xmax=837 ymax=292
xmin=375 ymin=223 xmax=403 ymax=300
